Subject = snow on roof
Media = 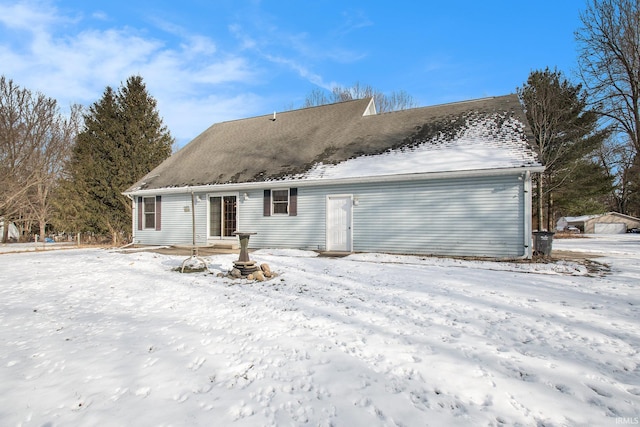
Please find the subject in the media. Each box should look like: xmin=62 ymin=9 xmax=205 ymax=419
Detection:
xmin=299 ymin=114 xmax=540 ymax=181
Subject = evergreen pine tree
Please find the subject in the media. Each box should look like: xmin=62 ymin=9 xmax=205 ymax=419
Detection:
xmin=62 ymin=76 xmax=173 ymax=244
xmin=552 ymin=158 xmax=613 ymax=216
xmin=518 ymin=68 xmax=611 ymax=229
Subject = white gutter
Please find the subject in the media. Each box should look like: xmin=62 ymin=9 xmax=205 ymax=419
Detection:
xmin=124 ymin=165 xmax=545 ymax=197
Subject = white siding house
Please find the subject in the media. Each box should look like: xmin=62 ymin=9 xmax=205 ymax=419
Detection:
xmin=125 ymin=95 xmax=544 ymax=259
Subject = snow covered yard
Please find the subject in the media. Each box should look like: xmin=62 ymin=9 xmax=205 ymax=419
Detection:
xmin=0 ymin=235 xmax=639 ymax=426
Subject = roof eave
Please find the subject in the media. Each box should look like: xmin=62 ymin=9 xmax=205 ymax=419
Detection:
xmin=124 ymin=165 xmax=545 ymax=197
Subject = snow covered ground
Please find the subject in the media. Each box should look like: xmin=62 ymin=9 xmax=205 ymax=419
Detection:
xmin=0 ymin=235 xmax=638 ymax=426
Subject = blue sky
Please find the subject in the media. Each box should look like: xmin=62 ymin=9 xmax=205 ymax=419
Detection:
xmin=0 ymin=0 xmax=587 ymax=147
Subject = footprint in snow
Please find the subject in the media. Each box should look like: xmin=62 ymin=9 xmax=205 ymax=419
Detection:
xmin=554 ymin=383 xmax=572 ymax=394
xmin=143 ymin=357 xmax=159 ymax=368
xmin=135 ymin=387 xmax=151 ymax=397
xmin=409 ymin=389 xmax=431 ymax=411
xmin=199 ymin=402 xmax=215 ymax=411
xmin=250 ymin=385 xmax=276 ymax=405
xmin=188 ymin=356 xmax=206 ymax=371
xmin=173 ymin=392 xmax=189 ymax=403
xmin=229 ymin=401 xmax=254 ymax=420
xmin=110 ymin=387 xmax=129 ymax=401
xmin=587 ymin=384 xmax=613 ymax=398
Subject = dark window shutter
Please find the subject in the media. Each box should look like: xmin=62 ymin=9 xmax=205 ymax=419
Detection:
xmin=263 ymin=190 xmax=271 ymax=216
xmin=137 ymin=197 xmax=143 ymax=230
xmin=155 ymin=195 xmax=162 ymax=230
xmin=289 ymin=188 xmax=297 ymax=216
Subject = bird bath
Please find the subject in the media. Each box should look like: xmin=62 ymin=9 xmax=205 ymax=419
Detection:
xmin=232 ymin=232 xmax=259 ymax=275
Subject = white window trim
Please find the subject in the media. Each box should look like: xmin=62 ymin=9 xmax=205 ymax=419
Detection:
xmin=206 ymin=192 xmax=240 ymax=240
xmin=142 ymin=196 xmax=156 ymax=230
xmin=271 ymin=188 xmax=290 ymax=216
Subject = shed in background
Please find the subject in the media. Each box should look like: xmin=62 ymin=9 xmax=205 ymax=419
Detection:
xmin=557 ymin=212 xmax=640 ymax=234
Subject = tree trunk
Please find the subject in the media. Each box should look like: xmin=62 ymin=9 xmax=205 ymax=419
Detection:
xmin=537 ymin=174 xmax=544 ymax=231
xmin=547 ymin=191 xmax=554 ymax=232
xmin=1 ymin=221 xmax=8 ymax=243
xmin=39 ymin=220 xmax=47 ymax=243
xmin=106 ymin=220 xmax=120 ymax=247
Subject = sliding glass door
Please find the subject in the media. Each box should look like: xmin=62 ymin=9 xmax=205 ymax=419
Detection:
xmin=209 ymin=195 xmax=237 ymax=238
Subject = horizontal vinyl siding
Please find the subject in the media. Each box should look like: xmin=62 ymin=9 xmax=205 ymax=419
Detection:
xmin=244 ymin=174 xmax=525 ymax=258
xmin=239 ymin=188 xmax=326 ymax=250
xmin=351 ymin=175 xmax=525 ymax=257
xmin=135 ymin=193 xmax=207 ymax=246
xmin=134 ymin=173 xmax=527 ymax=258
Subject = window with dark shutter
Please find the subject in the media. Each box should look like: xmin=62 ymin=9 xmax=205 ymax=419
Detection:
xmin=264 ymin=188 xmax=297 ymax=216
xmin=289 ymin=188 xmax=297 ymax=216
xmin=140 ymin=196 xmax=162 ymax=230
xmin=263 ymin=190 xmax=271 ymax=216
xmin=143 ymin=197 xmax=156 ymax=229
xmin=155 ymin=196 xmax=162 ymax=230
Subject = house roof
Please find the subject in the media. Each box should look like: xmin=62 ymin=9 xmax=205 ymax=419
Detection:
xmin=565 ymin=212 xmax=640 ymax=223
xmin=562 ymin=214 xmax=603 ymax=223
xmin=126 ymin=94 xmax=543 ymax=193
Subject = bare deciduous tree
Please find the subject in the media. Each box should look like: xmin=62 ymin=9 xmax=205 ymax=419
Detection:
xmin=576 ymin=0 xmax=640 ymax=155
xmin=1 ymin=77 xmax=39 ymax=241
xmin=0 ymin=76 xmax=79 ymax=242
xmin=303 ymin=82 xmax=417 ymax=113
xmin=576 ymin=0 xmax=640 ymax=216
xmin=25 ymin=103 xmax=82 ymax=242
xmin=596 ymin=137 xmax=637 ymax=213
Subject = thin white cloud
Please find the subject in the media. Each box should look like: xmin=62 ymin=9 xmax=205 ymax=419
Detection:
xmin=0 ymin=1 xmax=375 ymax=146
xmin=334 ymin=9 xmax=373 ymax=36
xmin=91 ymin=11 xmax=108 ymax=21
xmin=228 ymin=24 xmax=257 ymax=50
xmin=0 ymin=1 xmax=67 ymax=30
xmin=0 ymin=1 xmax=263 ymax=144
xmin=262 ymin=53 xmax=335 ymax=91
xmin=228 ymin=6 xmax=369 ymax=89
xmin=152 ymin=17 xmax=217 ymax=56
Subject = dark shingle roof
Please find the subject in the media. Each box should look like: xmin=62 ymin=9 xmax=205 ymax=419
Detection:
xmin=127 ymin=94 xmax=541 ymax=192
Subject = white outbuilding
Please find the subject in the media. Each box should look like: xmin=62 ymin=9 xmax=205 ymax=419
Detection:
xmin=0 ymin=219 xmax=19 ymax=241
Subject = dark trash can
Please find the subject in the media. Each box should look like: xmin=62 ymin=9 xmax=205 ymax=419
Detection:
xmin=533 ymin=231 xmax=555 ymax=256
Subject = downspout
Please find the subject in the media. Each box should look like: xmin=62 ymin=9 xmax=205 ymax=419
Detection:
xmin=127 ymin=194 xmax=136 ymax=245
xmin=191 ymin=192 xmax=196 ymax=247
xmin=522 ymin=171 xmax=533 ymax=259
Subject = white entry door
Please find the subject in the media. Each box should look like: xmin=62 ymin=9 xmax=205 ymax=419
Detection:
xmin=326 ymin=195 xmax=352 ymax=251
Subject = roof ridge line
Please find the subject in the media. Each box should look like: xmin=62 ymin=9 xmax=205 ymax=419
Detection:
xmin=210 ymin=97 xmax=374 ymax=126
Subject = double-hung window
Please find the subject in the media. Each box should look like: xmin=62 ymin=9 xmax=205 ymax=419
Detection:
xmin=143 ymin=197 xmax=156 ymax=229
xmin=263 ymin=188 xmax=297 ymax=216
xmin=138 ymin=196 xmax=161 ymax=231
xmin=272 ymin=189 xmax=290 ymax=215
